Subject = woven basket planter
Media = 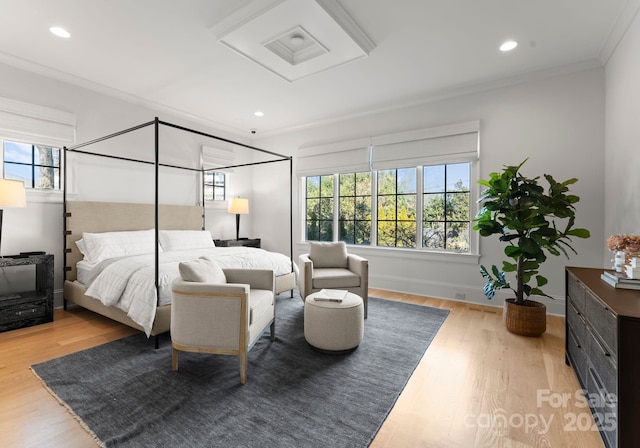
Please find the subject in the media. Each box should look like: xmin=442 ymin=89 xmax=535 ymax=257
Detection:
xmin=503 ymin=298 xmax=546 ymax=337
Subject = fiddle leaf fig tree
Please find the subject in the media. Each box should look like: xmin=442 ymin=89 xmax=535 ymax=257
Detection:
xmin=473 ymin=158 xmax=590 ymax=305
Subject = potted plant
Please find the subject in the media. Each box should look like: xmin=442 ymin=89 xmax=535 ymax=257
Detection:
xmin=473 ymin=158 xmax=590 ymax=336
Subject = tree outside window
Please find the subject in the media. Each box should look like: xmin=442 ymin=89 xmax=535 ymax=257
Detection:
xmin=377 ymin=168 xmax=417 ymax=247
xmin=339 ymin=172 xmax=371 ymax=245
xmin=423 ymin=163 xmax=470 ymax=251
xmin=303 ymin=163 xmax=471 ymax=253
xmin=306 ymin=175 xmax=334 ymax=241
xmin=204 ymin=171 xmax=225 ymax=201
xmin=3 ymin=141 xmax=60 ymax=189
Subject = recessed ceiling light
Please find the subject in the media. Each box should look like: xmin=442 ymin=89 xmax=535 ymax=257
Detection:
xmin=254 ymin=111 xmax=264 ymax=117
xmin=50 ymin=26 xmax=71 ymax=39
xmin=500 ymin=40 xmax=518 ymax=52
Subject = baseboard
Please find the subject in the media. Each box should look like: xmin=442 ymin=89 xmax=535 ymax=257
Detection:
xmin=370 ymin=274 xmax=566 ymax=316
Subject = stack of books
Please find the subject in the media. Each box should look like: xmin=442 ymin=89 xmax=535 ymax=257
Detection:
xmin=600 ymin=270 xmax=640 ymax=290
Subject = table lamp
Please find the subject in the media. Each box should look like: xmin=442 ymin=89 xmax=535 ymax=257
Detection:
xmin=227 ymin=197 xmax=249 ymax=241
xmin=0 ymin=179 xmax=27 ymax=256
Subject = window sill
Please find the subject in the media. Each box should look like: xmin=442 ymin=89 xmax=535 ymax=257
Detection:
xmin=26 ymin=190 xmax=77 ymax=204
xmin=205 ymin=201 xmax=228 ymax=211
xmin=296 ymin=241 xmax=480 ymax=265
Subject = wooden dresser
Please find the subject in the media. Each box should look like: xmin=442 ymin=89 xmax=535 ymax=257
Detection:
xmin=565 ymin=267 xmax=640 ymax=448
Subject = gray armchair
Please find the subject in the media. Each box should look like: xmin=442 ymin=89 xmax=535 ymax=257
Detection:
xmin=171 ymin=259 xmax=275 ymax=384
xmin=298 ymin=241 xmax=369 ymax=318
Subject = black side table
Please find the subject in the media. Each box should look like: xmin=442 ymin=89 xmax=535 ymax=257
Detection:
xmin=0 ymin=254 xmax=54 ymax=332
xmin=214 ymin=238 xmax=261 ymax=248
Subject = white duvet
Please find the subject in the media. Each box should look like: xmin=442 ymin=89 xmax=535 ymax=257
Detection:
xmin=82 ymin=247 xmax=295 ymax=336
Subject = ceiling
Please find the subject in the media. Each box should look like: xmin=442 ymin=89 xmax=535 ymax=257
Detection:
xmin=0 ymin=0 xmax=632 ymax=137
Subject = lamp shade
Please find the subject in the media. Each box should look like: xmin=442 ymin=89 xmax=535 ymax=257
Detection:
xmin=0 ymin=179 xmax=26 ymax=208
xmin=227 ymin=197 xmax=249 ymax=215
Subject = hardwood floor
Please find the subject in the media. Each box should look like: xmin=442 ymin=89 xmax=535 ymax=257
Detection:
xmin=0 ymin=290 xmax=605 ymax=448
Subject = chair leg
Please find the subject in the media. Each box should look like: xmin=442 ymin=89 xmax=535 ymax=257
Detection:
xmin=240 ymin=352 xmax=247 ymax=384
xmin=172 ymin=347 xmax=178 ymax=371
xmin=270 ymin=321 xmax=276 ymax=341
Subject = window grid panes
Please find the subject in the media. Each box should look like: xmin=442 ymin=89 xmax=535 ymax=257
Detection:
xmin=3 ymin=140 xmax=60 ymax=189
xmin=306 ymin=175 xmax=334 ymax=241
xmin=377 ymin=168 xmax=417 ymax=248
xmin=339 ymin=172 xmax=372 ymax=245
xmin=204 ymin=171 xmax=225 ymax=201
xmin=423 ymin=163 xmax=470 ymax=252
xmin=303 ymin=163 xmax=471 ymax=254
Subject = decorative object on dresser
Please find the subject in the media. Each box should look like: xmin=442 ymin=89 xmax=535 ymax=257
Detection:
xmin=0 ymin=254 xmax=54 ymax=332
xmin=0 ymin=178 xmax=26 ymax=256
xmin=214 ymin=238 xmax=261 ymax=248
xmin=606 ymin=234 xmax=640 ymax=270
xmin=227 ymin=196 xmax=249 ymax=240
xmin=565 ymin=267 xmax=640 ymax=448
xmin=473 ymin=158 xmax=590 ymax=337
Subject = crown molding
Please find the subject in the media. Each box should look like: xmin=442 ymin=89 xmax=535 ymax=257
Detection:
xmin=599 ymin=0 xmax=640 ymax=65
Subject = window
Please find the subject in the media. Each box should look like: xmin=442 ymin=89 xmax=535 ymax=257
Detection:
xmin=302 ymin=162 xmax=471 ymax=253
xmin=298 ymin=121 xmax=478 ymax=253
xmin=305 ymin=175 xmax=334 ymax=241
xmin=339 ymin=172 xmax=371 ymax=245
xmin=203 ymin=171 xmax=226 ymax=201
xmin=377 ymin=168 xmax=416 ymax=248
xmin=3 ymin=140 xmax=60 ymax=189
xmin=423 ymin=163 xmax=470 ymax=251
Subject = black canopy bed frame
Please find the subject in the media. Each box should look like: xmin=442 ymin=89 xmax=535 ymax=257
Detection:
xmin=62 ymin=117 xmax=294 ymax=347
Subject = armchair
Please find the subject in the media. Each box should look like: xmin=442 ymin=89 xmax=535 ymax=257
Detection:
xmin=298 ymin=241 xmax=369 ymax=318
xmin=170 ymin=259 xmax=275 ymax=384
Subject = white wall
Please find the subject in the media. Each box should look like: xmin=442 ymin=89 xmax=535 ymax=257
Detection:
xmin=256 ymin=67 xmax=607 ymax=315
xmin=604 ymin=9 xmax=640 ymax=255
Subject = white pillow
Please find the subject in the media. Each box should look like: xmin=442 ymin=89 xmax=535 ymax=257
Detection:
xmin=159 ymin=230 xmax=215 ymax=252
xmin=76 ymin=238 xmax=88 ymax=258
xmin=179 ymin=259 xmax=226 ymax=283
xmin=79 ymin=229 xmax=157 ymax=264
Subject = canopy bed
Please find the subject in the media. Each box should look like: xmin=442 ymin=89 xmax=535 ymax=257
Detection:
xmin=62 ymin=118 xmax=294 ymax=346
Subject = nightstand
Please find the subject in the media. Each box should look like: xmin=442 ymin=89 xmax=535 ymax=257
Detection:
xmin=0 ymin=254 xmax=54 ymax=333
xmin=214 ymin=238 xmax=261 ymax=248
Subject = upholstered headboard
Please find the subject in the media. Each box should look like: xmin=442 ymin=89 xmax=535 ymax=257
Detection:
xmin=64 ymin=201 xmax=205 ymax=281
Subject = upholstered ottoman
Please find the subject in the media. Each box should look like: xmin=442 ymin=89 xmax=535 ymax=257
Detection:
xmin=304 ymin=291 xmax=364 ymax=354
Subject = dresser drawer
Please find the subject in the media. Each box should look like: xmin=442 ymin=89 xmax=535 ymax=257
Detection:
xmin=567 ymin=325 xmax=588 ymax=385
xmin=584 ymin=289 xmax=618 ymax=357
xmin=586 ymin=329 xmax=617 ymax=400
xmin=567 ymin=298 xmax=586 ymax=345
xmin=586 ymin=366 xmax=618 ymax=448
xmin=567 ymin=272 xmax=586 ymax=314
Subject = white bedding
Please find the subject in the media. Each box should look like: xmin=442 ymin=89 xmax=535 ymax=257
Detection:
xmin=81 ymin=247 xmax=295 ymax=336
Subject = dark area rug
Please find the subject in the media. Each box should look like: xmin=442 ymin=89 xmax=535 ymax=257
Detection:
xmin=32 ymin=293 xmax=449 ymax=448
